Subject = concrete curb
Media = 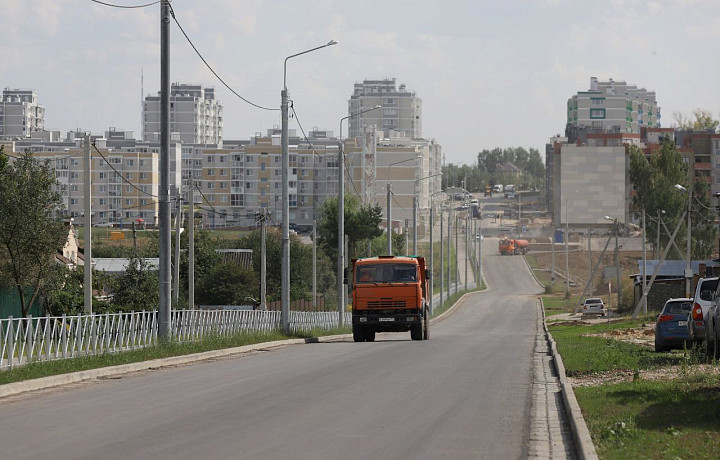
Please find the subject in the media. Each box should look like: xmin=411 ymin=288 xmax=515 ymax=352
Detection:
xmin=0 ymin=339 xmax=306 ymax=399
xmin=539 ymin=299 xmax=599 ymax=460
xmin=0 ymin=287 xmax=479 ymax=399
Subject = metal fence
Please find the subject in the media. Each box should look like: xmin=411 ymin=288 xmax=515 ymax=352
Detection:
xmin=0 ymin=309 xmax=351 ymax=371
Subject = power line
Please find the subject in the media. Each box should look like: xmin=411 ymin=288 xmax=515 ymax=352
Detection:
xmin=92 ymin=142 xmax=160 ymax=198
xmin=193 ymin=183 xmax=230 ymax=224
xmin=167 ymin=4 xmax=277 ymax=112
xmin=90 ymin=0 xmax=162 ymax=8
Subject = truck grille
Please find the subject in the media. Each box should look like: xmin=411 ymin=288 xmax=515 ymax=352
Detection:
xmin=367 ymin=300 xmax=407 ymax=309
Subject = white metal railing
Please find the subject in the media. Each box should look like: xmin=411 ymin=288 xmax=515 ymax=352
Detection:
xmin=0 ymin=309 xmax=351 ymax=371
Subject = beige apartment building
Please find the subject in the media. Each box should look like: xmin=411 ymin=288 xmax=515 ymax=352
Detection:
xmin=348 ymin=79 xmax=422 ymax=141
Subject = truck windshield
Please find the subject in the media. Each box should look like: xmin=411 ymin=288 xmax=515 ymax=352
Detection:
xmin=355 ymin=264 xmax=417 ymax=283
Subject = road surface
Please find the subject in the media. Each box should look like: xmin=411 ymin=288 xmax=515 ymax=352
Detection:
xmin=0 ymin=238 xmax=550 ymax=460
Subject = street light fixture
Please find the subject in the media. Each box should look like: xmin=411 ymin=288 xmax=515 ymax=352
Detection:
xmin=337 ymin=104 xmax=381 ymax=326
xmin=281 ymin=39 xmax=337 ymax=334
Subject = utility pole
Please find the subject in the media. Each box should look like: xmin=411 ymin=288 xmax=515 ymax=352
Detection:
xmin=429 ymin=207 xmax=434 ymax=315
xmin=440 ymin=211 xmax=444 ymax=309
xmin=587 ymin=227 xmax=592 ymax=295
xmin=260 ymin=210 xmax=267 ymax=311
xmin=387 ymin=183 xmax=392 ymax=255
xmin=312 ymin=219 xmax=317 ymax=309
xmin=465 ymin=213 xmax=468 ymax=291
xmin=447 ymin=211 xmax=452 ymax=298
xmin=173 ymin=190 xmax=181 ymax=304
xmin=641 ymin=209 xmax=647 ymax=314
xmin=564 ymin=202 xmax=569 ymax=296
xmin=188 ymin=177 xmax=195 ymax=310
xmin=405 ymin=219 xmax=409 ymax=256
xmin=550 ymin=224 xmax=556 ymax=285
xmin=83 ymin=132 xmax=92 ymax=314
xmin=158 ymin=0 xmax=171 ymax=338
xmin=455 ymin=213 xmax=459 ymax=292
xmin=412 ymin=196 xmax=417 ymax=255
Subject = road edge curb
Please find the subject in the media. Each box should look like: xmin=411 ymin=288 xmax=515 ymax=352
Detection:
xmin=0 ymin=339 xmax=306 ymax=399
xmin=539 ymin=298 xmax=599 ymax=460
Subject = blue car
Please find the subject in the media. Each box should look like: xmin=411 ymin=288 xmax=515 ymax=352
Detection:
xmin=655 ymin=298 xmax=693 ymax=352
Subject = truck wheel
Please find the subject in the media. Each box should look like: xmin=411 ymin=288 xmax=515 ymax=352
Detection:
xmin=411 ymin=323 xmax=423 ymax=341
xmin=353 ymin=325 xmax=364 ymax=343
xmin=365 ymin=329 xmax=376 ymax=342
xmin=423 ymin=307 xmax=430 ymax=340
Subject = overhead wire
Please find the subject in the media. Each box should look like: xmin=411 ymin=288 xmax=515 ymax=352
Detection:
xmin=90 ymin=0 xmax=162 ymax=8
xmin=92 ymin=142 xmax=160 ymax=198
xmin=167 ymin=3 xmax=277 ymax=112
xmin=194 ymin=183 xmax=230 ymax=224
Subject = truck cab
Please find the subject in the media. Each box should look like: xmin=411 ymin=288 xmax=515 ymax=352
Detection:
xmin=347 ymin=256 xmax=430 ymax=342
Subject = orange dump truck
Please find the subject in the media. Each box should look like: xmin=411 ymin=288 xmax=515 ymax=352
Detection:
xmin=498 ymin=238 xmax=529 ymax=255
xmin=346 ymin=256 xmax=430 ymax=342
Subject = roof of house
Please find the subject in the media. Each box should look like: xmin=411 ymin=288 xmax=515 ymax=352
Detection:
xmin=635 ymin=260 xmax=720 ymax=277
xmin=93 ymin=258 xmax=160 ymax=273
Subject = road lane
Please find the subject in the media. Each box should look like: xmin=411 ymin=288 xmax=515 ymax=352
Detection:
xmin=0 ymin=237 xmax=543 ymax=460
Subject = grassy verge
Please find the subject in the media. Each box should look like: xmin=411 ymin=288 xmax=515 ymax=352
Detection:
xmin=0 ymin=327 xmax=350 ymax=386
xmin=549 ymin=318 xmax=720 ymax=459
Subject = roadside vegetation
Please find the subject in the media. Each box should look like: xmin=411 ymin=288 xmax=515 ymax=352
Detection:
xmin=550 ymin=317 xmax=720 ymax=459
xmin=0 ymin=327 xmax=351 ymax=386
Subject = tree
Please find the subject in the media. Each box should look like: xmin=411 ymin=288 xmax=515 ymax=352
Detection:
xmin=316 ymin=195 xmax=384 ymax=262
xmin=0 ymin=149 xmax=67 ymax=317
xmin=672 ymin=109 xmax=719 ymax=132
xmin=629 ymin=140 xmax=716 ymax=259
xmin=196 ymin=262 xmax=259 ymax=306
xmin=110 ymin=255 xmax=159 ymax=311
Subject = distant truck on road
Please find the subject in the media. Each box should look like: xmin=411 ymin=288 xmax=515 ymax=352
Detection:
xmin=492 ymin=184 xmax=503 ymax=194
xmin=498 ymin=238 xmax=529 ymax=255
xmin=504 ymin=184 xmax=515 ymax=198
xmin=346 ymin=255 xmax=430 ymax=342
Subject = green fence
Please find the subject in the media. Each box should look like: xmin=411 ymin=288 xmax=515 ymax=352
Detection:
xmin=0 ymin=288 xmax=43 ymax=319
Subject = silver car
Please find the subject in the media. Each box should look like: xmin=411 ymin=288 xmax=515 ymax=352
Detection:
xmin=581 ymin=297 xmax=606 ymax=316
xmin=689 ymin=277 xmax=718 ymax=343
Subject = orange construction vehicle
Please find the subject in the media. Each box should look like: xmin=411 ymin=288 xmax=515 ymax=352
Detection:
xmin=498 ymin=238 xmax=529 ymax=255
xmin=345 ymin=255 xmax=430 ymax=342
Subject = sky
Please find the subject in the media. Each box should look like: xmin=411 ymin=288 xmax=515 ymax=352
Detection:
xmin=2 ymin=0 xmax=719 ymax=165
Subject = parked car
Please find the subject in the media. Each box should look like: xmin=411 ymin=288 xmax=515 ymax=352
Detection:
xmin=581 ymin=297 xmax=606 ymax=316
xmin=705 ymin=286 xmax=720 ymax=359
xmin=655 ymin=298 xmax=693 ymax=352
xmin=689 ymin=276 xmax=718 ymax=343
xmin=94 ymin=221 xmax=114 ymax=228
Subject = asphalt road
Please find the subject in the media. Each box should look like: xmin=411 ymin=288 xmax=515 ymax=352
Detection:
xmin=0 ymin=238 xmax=542 ymax=460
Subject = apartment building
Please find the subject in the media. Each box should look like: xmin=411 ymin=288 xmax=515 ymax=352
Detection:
xmin=566 ymin=77 xmax=660 ymax=143
xmin=12 ymin=129 xmax=184 ymax=227
xmin=0 ymin=88 xmax=45 ymax=139
xmin=348 ymin=79 xmax=422 ymax=140
xmin=143 ymin=83 xmax=223 ymax=145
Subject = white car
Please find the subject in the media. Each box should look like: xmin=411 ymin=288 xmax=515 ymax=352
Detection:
xmin=94 ymin=222 xmax=114 ymax=228
xmin=581 ymin=297 xmax=606 ymax=316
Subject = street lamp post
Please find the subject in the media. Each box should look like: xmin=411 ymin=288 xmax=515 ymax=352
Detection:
xmin=413 ymin=173 xmax=442 ymax=255
xmin=605 ymin=215 xmax=621 ymax=309
xmin=386 ymin=155 xmax=420 ymax=254
xmin=281 ymin=40 xmax=337 ymax=334
xmin=338 ymin=105 xmax=380 ymax=326
xmin=675 ymin=184 xmax=693 ymax=297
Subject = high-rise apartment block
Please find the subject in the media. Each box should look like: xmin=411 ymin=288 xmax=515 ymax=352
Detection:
xmin=143 ymin=83 xmax=223 ymax=145
xmin=0 ymin=88 xmax=45 ymax=139
xmin=348 ymin=79 xmax=422 ymax=140
xmin=566 ymin=77 xmax=660 ymax=143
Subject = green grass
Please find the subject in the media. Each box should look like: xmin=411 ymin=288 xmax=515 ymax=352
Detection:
xmin=549 ymin=317 xmax=682 ymax=375
xmin=550 ymin=317 xmax=720 ymax=458
xmin=0 ymin=327 xmax=350 ymax=385
xmin=575 ymin=378 xmax=720 ymax=459
xmin=542 ymin=294 xmax=580 ymax=316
